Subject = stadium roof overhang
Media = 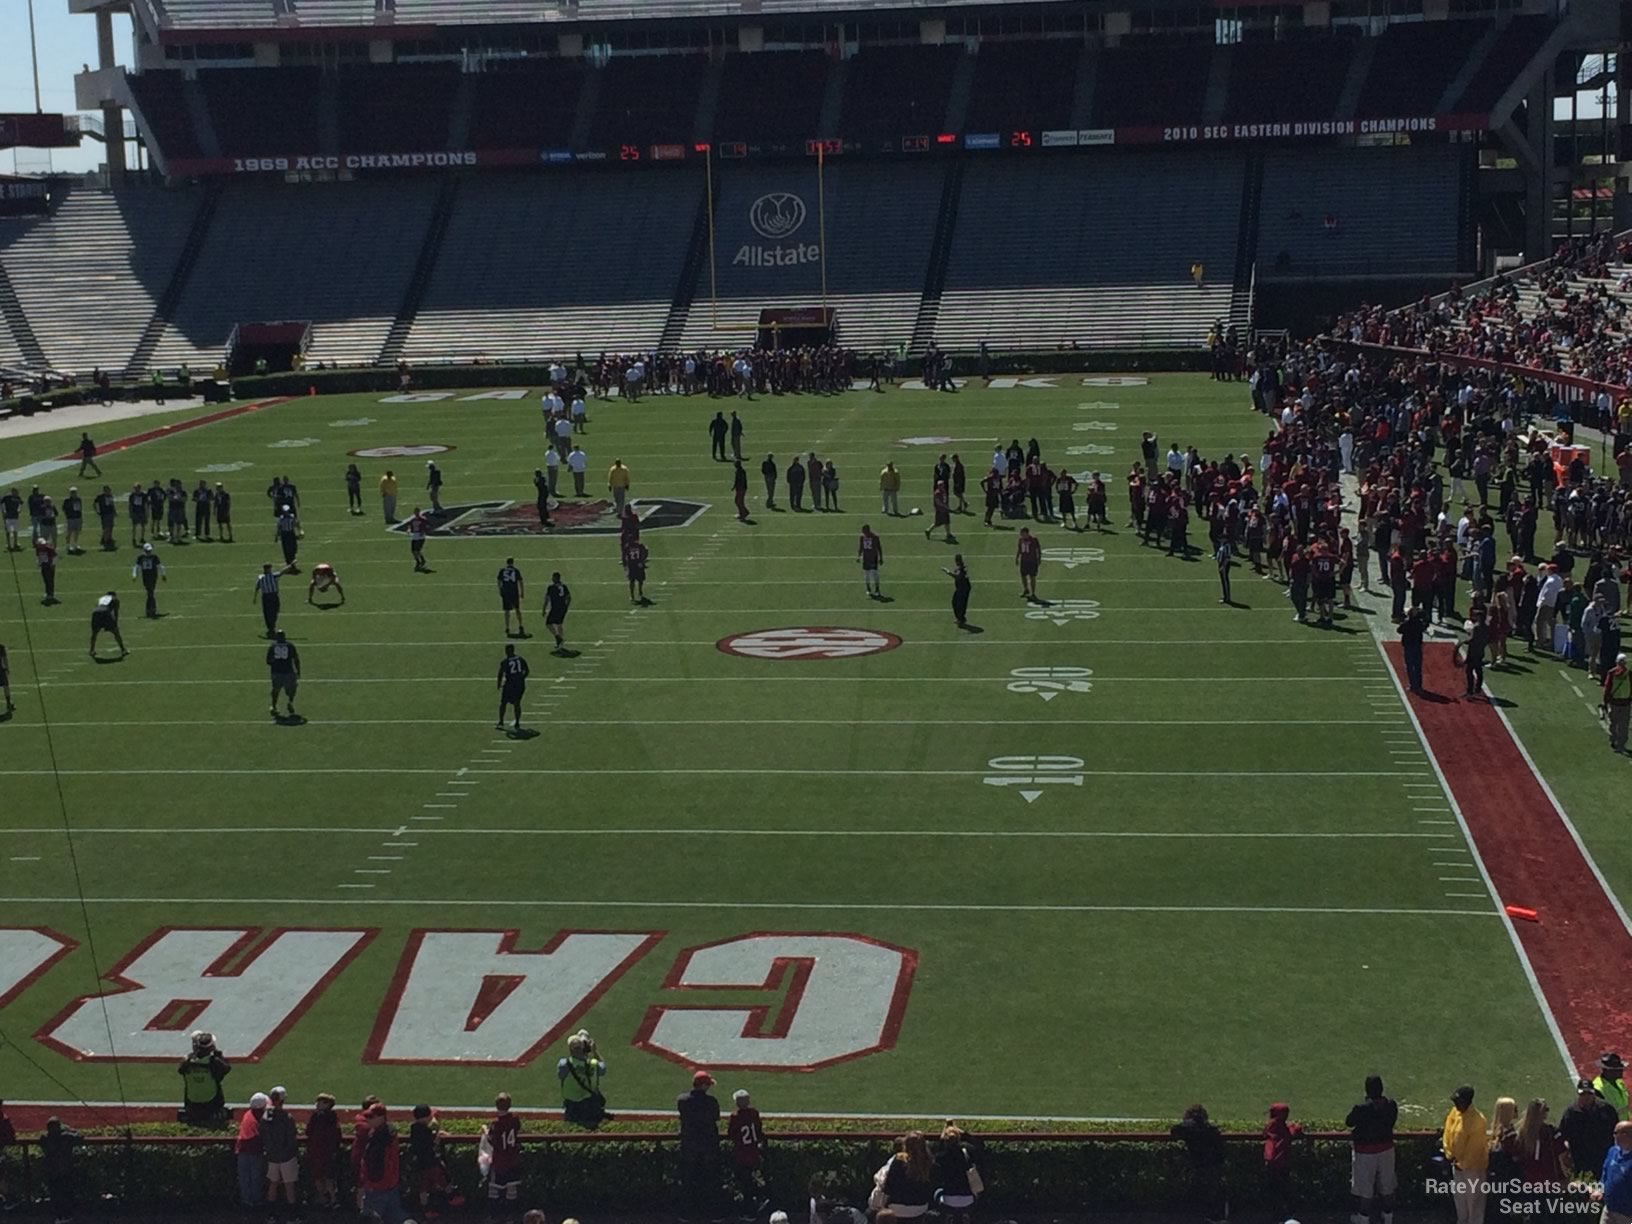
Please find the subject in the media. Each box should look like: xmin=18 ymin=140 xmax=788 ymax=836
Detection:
xmin=122 ymin=0 xmax=1103 ymax=47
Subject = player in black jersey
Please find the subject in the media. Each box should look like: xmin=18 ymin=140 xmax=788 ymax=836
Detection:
xmin=93 ymin=485 xmax=117 ymax=551
xmin=89 ymin=592 xmax=127 ymax=658
xmin=1 ymin=488 xmax=21 ymax=551
xmin=544 ymin=573 xmax=571 ymax=655
xmin=132 ymin=543 xmax=167 ymax=617
xmin=496 ymin=644 xmax=529 ymax=732
xmin=266 ymin=630 xmax=301 ymax=719
xmin=497 ymin=559 xmax=526 ymax=638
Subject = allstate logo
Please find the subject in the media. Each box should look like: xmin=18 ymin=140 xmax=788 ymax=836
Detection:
xmin=749 ymin=193 xmax=807 ymax=240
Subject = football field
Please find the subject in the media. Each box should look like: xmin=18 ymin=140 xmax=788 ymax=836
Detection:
xmin=0 ymin=374 xmax=1597 ymax=1124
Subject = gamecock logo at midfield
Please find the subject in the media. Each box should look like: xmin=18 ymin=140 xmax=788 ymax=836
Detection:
xmin=748 ymin=193 xmax=807 ymax=240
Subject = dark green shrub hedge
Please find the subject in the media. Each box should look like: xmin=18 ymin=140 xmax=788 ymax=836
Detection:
xmin=6 ymin=1133 xmax=1443 ymax=1216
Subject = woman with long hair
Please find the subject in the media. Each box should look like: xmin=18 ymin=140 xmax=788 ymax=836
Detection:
xmin=935 ymin=1123 xmax=980 ymax=1224
xmin=880 ymin=1131 xmax=935 ymax=1220
xmin=1515 ymin=1098 xmax=1568 ymax=1223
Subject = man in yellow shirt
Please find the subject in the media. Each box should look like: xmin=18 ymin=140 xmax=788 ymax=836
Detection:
xmin=879 ymin=463 xmax=901 ymax=518
xmin=1441 ymin=1085 xmax=1488 ymax=1224
xmin=607 ymin=460 xmax=631 ymax=516
xmin=378 ymin=470 xmax=399 ymax=524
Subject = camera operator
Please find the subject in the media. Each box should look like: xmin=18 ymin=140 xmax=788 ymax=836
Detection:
xmin=177 ymin=1030 xmax=231 ymax=1125
xmin=557 ymin=1029 xmax=609 ymax=1128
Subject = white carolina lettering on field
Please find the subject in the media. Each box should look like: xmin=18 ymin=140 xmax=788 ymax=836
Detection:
xmin=1066 ymin=444 xmax=1116 ymax=456
xmin=1080 ymin=376 xmax=1149 ymax=387
xmin=367 ymin=930 xmax=661 ymax=1064
xmin=42 ymin=928 xmax=371 ymax=1061
xmin=379 ymin=393 xmax=454 ymax=403
xmin=1073 ymin=421 xmax=1118 ymax=432
xmin=983 ymin=754 xmax=1086 ymax=803
xmin=459 ymin=390 xmax=531 ymax=401
xmin=1026 ymin=599 xmax=1103 ymax=625
xmin=636 ymin=934 xmax=916 ymax=1070
xmin=0 ymin=928 xmax=75 ymax=1008
xmin=1006 ymin=666 xmax=1094 ymax=701
xmin=267 ymin=438 xmax=322 ymax=449
xmin=987 ymin=377 xmax=1059 ymax=389
xmin=1040 ymin=548 xmax=1105 ymax=569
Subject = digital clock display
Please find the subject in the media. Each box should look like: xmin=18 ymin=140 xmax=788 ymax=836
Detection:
xmin=1010 ymin=130 xmax=1034 ymax=148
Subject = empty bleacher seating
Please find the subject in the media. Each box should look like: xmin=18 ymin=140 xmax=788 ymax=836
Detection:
xmin=1452 ymin=14 xmax=1552 ymax=113
xmin=1354 ymin=20 xmax=1483 ymax=117
xmin=468 ymin=60 xmax=584 ymax=151
xmin=152 ymin=179 xmax=438 ymax=370
xmin=963 ymin=40 xmax=1080 ymax=135
xmin=338 ymin=64 xmax=459 ymax=153
xmin=404 ymin=169 xmax=702 ymax=362
xmin=289 ymin=0 xmax=377 ymax=25
xmin=1089 ymin=41 xmax=1211 ymax=130
xmin=713 ymin=51 xmax=830 ymax=146
xmin=392 ymin=0 xmax=546 ymax=20
xmin=201 ymin=67 xmax=321 ymax=156
xmin=676 ymin=159 xmax=943 ymax=352
xmin=588 ymin=55 xmax=708 ymax=151
xmin=127 ymin=71 xmax=204 ymax=161
xmin=1258 ymin=145 xmax=1465 ymax=278
xmin=935 ymin=152 xmax=1241 ymax=350
xmin=838 ymin=44 xmax=962 ymax=141
xmin=1224 ymin=35 xmax=1354 ymax=124
xmin=0 ymin=190 xmax=201 ymax=376
xmin=151 ymin=0 xmax=276 ymax=27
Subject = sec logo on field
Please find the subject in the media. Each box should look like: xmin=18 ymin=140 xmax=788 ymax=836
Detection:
xmin=718 ymin=627 xmax=903 ymax=660
xmin=348 ymin=444 xmax=456 ymax=458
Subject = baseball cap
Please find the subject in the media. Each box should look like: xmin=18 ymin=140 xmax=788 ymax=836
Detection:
xmin=732 ymin=1090 xmax=750 ymax=1103
xmin=1577 ymin=1078 xmax=1598 ymax=1094
xmin=692 ymin=1070 xmax=714 ymax=1087
xmin=143 ymin=542 xmax=152 ymax=552
xmin=1451 ymin=1085 xmax=1475 ymax=1106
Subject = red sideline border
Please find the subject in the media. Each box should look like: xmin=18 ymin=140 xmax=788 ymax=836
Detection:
xmin=52 ymin=398 xmax=294 ymax=463
xmin=1385 ymin=640 xmax=1632 ymax=1071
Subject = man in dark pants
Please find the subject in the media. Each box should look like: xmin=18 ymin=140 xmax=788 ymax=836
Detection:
xmin=253 ymin=563 xmax=283 ymax=638
xmin=1215 ymin=538 xmax=1233 ymax=604
xmin=132 ymin=543 xmax=166 ymax=617
xmin=944 ymin=555 xmax=972 ymax=627
xmin=533 ymin=469 xmax=552 ymax=528
xmin=1400 ymin=606 xmax=1427 ymax=693
xmin=1456 ymin=612 xmax=1490 ymax=700
xmin=677 ymin=1070 xmax=721 ymax=1222
xmin=709 ymin=413 xmax=728 ymax=462
xmin=729 ymin=412 xmax=744 ymax=462
xmin=77 ymin=433 xmax=101 ymax=478
xmin=1559 ymin=1078 xmax=1618 ymax=1180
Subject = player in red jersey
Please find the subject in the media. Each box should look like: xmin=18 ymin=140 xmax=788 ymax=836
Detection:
xmin=1310 ymin=541 xmax=1338 ymax=625
xmin=307 ymin=563 xmax=345 ymax=606
xmin=857 ymin=524 xmax=884 ymax=599
xmin=924 ymin=482 xmax=956 ymax=543
xmin=484 ymin=1092 xmax=523 ymax=1217
xmin=1016 ymin=526 xmax=1042 ymax=601
xmin=728 ymin=1090 xmax=768 ymax=1211
xmin=623 ymin=537 xmax=649 ymax=604
xmin=1055 ymin=471 xmax=1080 ymax=531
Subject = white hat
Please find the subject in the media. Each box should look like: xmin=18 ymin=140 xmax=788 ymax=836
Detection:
xmin=249 ymin=1092 xmax=270 ymax=1110
xmin=270 ymin=1085 xmax=286 ymax=1099
xmin=733 ymin=1089 xmax=750 ymax=1103
xmin=143 ymin=542 xmax=153 ymax=552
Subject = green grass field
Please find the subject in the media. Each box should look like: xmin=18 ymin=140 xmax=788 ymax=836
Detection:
xmin=0 ymin=373 xmax=1616 ymax=1126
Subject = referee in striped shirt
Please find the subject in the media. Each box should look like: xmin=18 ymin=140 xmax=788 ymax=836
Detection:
xmin=253 ymin=562 xmax=287 ymax=638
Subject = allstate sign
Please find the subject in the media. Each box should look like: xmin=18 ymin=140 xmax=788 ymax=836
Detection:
xmin=736 ymin=192 xmax=821 ymax=268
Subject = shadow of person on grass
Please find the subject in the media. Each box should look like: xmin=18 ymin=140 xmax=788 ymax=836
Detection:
xmin=507 ymin=726 xmax=542 ymax=740
xmin=957 ymin=622 xmax=985 ymax=634
xmin=1412 ymin=689 xmax=1454 ymax=704
xmin=91 ymin=655 xmax=127 ymax=665
xmin=553 ymin=648 xmax=581 ymax=659
xmin=272 ymin=713 xmax=308 ymax=727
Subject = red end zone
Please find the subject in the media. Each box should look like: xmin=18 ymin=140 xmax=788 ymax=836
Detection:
xmin=1386 ymin=641 xmax=1632 ymax=1068
xmin=53 ymin=398 xmax=293 ymax=461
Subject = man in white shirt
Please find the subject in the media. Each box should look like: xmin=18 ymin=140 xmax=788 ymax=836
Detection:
xmin=571 ymin=395 xmax=587 ymax=433
xmin=543 ymin=390 xmax=564 ymax=418
xmin=1535 ymin=566 xmax=1566 ymax=652
xmin=544 ymin=447 xmax=560 ymax=498
xmin=554 ymin=415 xmax=572 ymax=458
xmin=567 ymin=445 xmax=589 ymax=497
xmin=1166 ymin=446 xmax=1185 ymax=477
xmin=991 ymin=448 xmax=1008 ymax=477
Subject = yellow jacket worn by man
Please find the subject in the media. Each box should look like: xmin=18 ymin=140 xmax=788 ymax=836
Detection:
xmin=1442 ymin=1086 xmax=1488 ymax=1224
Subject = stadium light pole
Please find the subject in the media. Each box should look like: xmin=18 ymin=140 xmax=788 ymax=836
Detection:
xmin=28 ymin=0 xmax=44 ymax=113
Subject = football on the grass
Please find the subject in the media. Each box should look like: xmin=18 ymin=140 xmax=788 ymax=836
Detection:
xmin=910 ymin=507 xmax=922 ymax=516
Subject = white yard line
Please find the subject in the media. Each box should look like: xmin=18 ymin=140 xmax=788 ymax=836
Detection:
xmin=1 ymin=826 xmax=1464 ymax=840
xmin=0 ymin=894 xmax=1500 ymax=916
xmin=25 ymin=717 xmax=1400 ymax=729
xmin=0 ymin=767 xmax=1436 ymax=778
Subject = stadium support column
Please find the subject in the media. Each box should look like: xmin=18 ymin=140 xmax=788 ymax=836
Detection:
xmin=95 ymin=10 xmax=127 ymax=184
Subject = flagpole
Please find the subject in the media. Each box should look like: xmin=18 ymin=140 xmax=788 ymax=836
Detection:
xmin=705 ymin=143 xmax=719 ymax=331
